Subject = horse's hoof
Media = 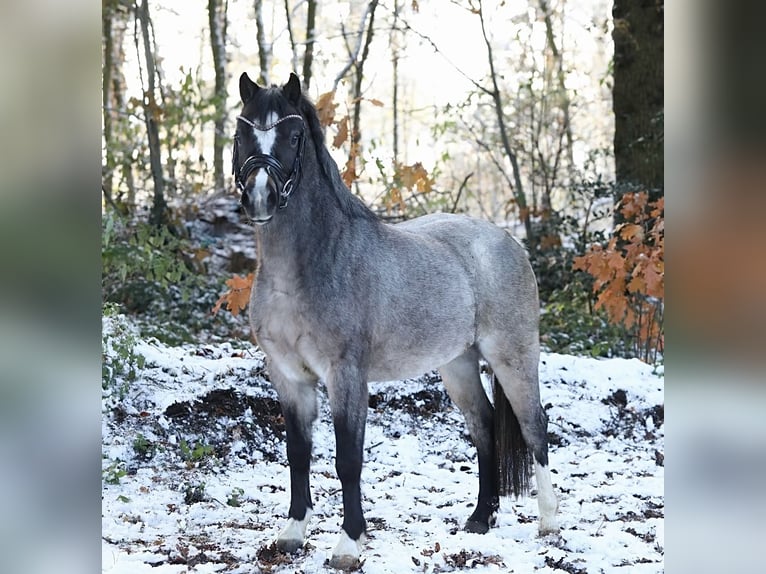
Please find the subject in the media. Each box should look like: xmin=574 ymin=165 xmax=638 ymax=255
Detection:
xmin=464 ymin=520 xmax=490 ymax=534
xmin=328 ymin=554 xmax=361 ymax=571
xmin=538 ymin=523 xmax=560 ymax=537
xmin=329 ymin=531 xmax=364 ymax=570
xmin=275 ymin=538 xmax=303 ymax=554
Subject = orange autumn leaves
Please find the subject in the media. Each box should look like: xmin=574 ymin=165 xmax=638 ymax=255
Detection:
xmin=212 ymin=272 xmax=253 ymax=317
xmin=574 ymin=192 xmax=664 ymax=361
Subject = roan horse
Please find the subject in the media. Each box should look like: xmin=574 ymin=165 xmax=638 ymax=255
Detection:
xmin=232 ymin=72 xmax=559 ymax=569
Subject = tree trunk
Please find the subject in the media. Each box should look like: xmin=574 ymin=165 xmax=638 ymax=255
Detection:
xmin=208 ymin=0 xmax=228 ymax=194
xmin=540 ymin=0 xmax=574 ymax=179
xmin=254 ymin=0 xmax=271 ymax=84
xmin=612 ymin=0 xmax=664 ymax=201
xmin=391 ymin=0 xmax=401 ymax=166
xmin=302 ymin=0 xmax=318 ymax=91
xmin=102 ymin=4 xmax=116 ymax=207
xmin=477 ymin=0 xmax=533 ymax=241
xmin=349 ymin=0 xmax=379 ymax=191
xmin=283 ymin=0 xmax=299 ymax=73
xmin=137 ymin=0 xmax=167 ymax=226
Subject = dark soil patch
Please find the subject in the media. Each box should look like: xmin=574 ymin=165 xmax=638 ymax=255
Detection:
xmin=164 ymin=388 xmax=284 ymax=437
xmin=434 ymin=549 xmax=505 ymax=571
xmin=544 ymin=555 xmax=588 ymax=574
xmin=369 ymin=388 xmax=452 ymax=418
xmin=601 ymin=389 xmax=664 ymax=441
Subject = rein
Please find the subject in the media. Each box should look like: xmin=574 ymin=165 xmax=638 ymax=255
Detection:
xmin=233 ymin=114 xmax=305 ymax=209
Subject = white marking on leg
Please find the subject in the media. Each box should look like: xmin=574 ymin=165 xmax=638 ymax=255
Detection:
xmin=329 ymin=530 xmax=365 ymax=569
xmin=535 ymin=459 xmax=559 ymax=535
xmin=276 ymin=508 xmax=313 ymax=550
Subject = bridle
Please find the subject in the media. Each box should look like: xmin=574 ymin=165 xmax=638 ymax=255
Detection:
xmin=232 ymin=113 xmax=305 ymax=209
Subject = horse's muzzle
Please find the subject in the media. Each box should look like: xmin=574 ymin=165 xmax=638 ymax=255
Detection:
xmin=241 ymin=171 xmax=279 ymax=223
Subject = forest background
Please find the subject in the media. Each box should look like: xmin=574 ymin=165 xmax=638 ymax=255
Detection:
xmin=101 ymin=0 xmax=664 ymax=363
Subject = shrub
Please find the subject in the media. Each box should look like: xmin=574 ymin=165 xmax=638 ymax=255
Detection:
xmin=102 ymin=304 xmax=145 ymax=400
xmin=573 ymin=192 xmax=664 ymax=363
xmin=101 ymin=211 xmax=198 ymax=312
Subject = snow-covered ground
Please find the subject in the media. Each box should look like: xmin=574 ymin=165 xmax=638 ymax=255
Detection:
xmin=102 ymin=315 xmax=664 ymax=573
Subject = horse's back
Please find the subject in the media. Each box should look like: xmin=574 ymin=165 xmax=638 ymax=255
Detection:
xmin=394 ymin=213 xmax=534 ymax=292
xmin=394 ymin=212 xmax=539 ymax=343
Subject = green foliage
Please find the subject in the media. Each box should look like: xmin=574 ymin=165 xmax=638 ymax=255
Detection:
xmin=527 ymin=174 xmax=647 ymax=360
xmin=102 ymin=212 xmax=197 ymax=310
xmin=227 ymin=487 xmax=245 ymax=507
xmin=102 ymin=305 xmax=145 ymax=398
xmin=160 ymin=68 xmax=220 ymax=195
xmin=183 ymin=482 xmax=207 ymax=505
xmin=179 ymin=439 xmax=215 ymax=462
xmin=528 ymin=174 xmax=614 ymax=303
xmin=105 ymin=67 xmax=218 ymax=206
xmin=133 ymin=434 xmax=156 ymax=461
xmin=540 ymin=286 xmax=630 ymax=358
xmin=102 ymin=211 xmax=235 ymax=345
xmin=103 ymin=461 xmax=127 ymax=485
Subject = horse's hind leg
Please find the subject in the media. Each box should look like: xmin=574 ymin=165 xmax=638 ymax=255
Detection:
xmin=270 ymin=365 xmax=319 ymax=552
xmin=439 ymin=347 xmax=498 ymax=534
xmin=479 ymin=339 xmax=559 ymax=535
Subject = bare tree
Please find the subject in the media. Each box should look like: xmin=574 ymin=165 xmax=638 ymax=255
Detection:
xmin=302 ymin=0 xmax=318 ymax=91
xmin=103 ymin=0 xmax=137 ymax=211
xmin=351 ymin=0 xmax=379 ymax=154
xmin=474 ymin=0 xmax=533 ymax=241
xmin=208 ymin=0 xmax=229 ymax=193
xmin=391 ymin=0 xmax=401 ymax=166
xmin=254 ymin=0 xmax=271 ymax=84
xmin=283 ymin=0 xmax=299 ymax=73
xmin=103 ymin=0 xmax=120 ymax=207
xmin=539 ymin=0 xmax=574 ymax=180
xmin=136 ymin=0 xmax=167 ymax=226
xmin=332 ymin=0 xmax=380 ymax=191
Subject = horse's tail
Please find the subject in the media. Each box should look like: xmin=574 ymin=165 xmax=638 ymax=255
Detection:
xmin=493 ymin=373 xmax=533 ymax=497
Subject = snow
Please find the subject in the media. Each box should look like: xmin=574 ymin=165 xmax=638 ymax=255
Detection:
xmin=102 ymin=315 xmax=664 ymax=573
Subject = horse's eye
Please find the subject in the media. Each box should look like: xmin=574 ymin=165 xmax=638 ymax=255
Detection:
xmin=290 ymin=132 xmax=300 ymax=147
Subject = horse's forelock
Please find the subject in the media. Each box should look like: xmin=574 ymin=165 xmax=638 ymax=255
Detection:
xmin=242 ymin=87 xmax=295 ymax=127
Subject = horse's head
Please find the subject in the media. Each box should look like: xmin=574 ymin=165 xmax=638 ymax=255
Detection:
xmin=233 ymin=72 xmax=306 ymax=224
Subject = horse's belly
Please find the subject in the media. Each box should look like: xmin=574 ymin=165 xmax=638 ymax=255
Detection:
xmin=367 ymin=347 xmax=467 ymax=382
xmin=367 ymin=309 xmax=475 ymax=381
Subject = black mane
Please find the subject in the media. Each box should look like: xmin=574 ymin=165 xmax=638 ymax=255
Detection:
xmin=295 ymin=93 xmax=378 ymax=221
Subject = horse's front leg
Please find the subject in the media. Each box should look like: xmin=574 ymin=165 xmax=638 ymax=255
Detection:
xmin=326 ymin=363 xmax=369 ymax=570
xmin=271 ymin=366 xmax=319 ymax=553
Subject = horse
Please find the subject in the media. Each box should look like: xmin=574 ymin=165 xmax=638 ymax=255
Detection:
xmin=232 ymin=72 xmax=559 ymax=569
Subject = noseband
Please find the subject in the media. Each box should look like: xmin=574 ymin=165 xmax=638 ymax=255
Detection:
xmin=232 ymin=114 xmax=305 ymax=209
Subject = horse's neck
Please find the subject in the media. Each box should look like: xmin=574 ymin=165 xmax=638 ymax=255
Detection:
xmin=254 ymin=175 xmax=357 ymax=277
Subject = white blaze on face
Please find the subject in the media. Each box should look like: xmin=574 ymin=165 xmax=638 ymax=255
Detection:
xmin=252 ymin=111 xmax=278 ymax=192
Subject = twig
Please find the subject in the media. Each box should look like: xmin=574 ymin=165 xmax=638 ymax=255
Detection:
xmin=451 ymin=172 xmax=473 ymax=213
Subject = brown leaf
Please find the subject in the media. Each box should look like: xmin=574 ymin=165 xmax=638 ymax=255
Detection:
xmin=644 ymin=259 xmax=664 ymax=298
xmin=212 ymin=273 xmax=253 ymax=317
xmin=333 ymin=116 xmax=349 ymax=148
xmin=627 ymin=274 xmax=647 ymax=294
xmin=619 ymin=223 xmax=644 ymax=242
xmin=315 ymin=91 xmax=337 ymax=127
xmin=650 ymin=197 xmax=664 ymax=219
xmin=341 ymin=157 xmax=357 ymax=188
xmin=619 ymin=191 xmax=648 ymax=221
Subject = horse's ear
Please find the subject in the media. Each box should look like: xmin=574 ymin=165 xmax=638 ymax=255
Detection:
xmin=239 ymin=72 xmax=259 ymax=104
xmin=283 ymin=73 xmax=302 ymax=106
